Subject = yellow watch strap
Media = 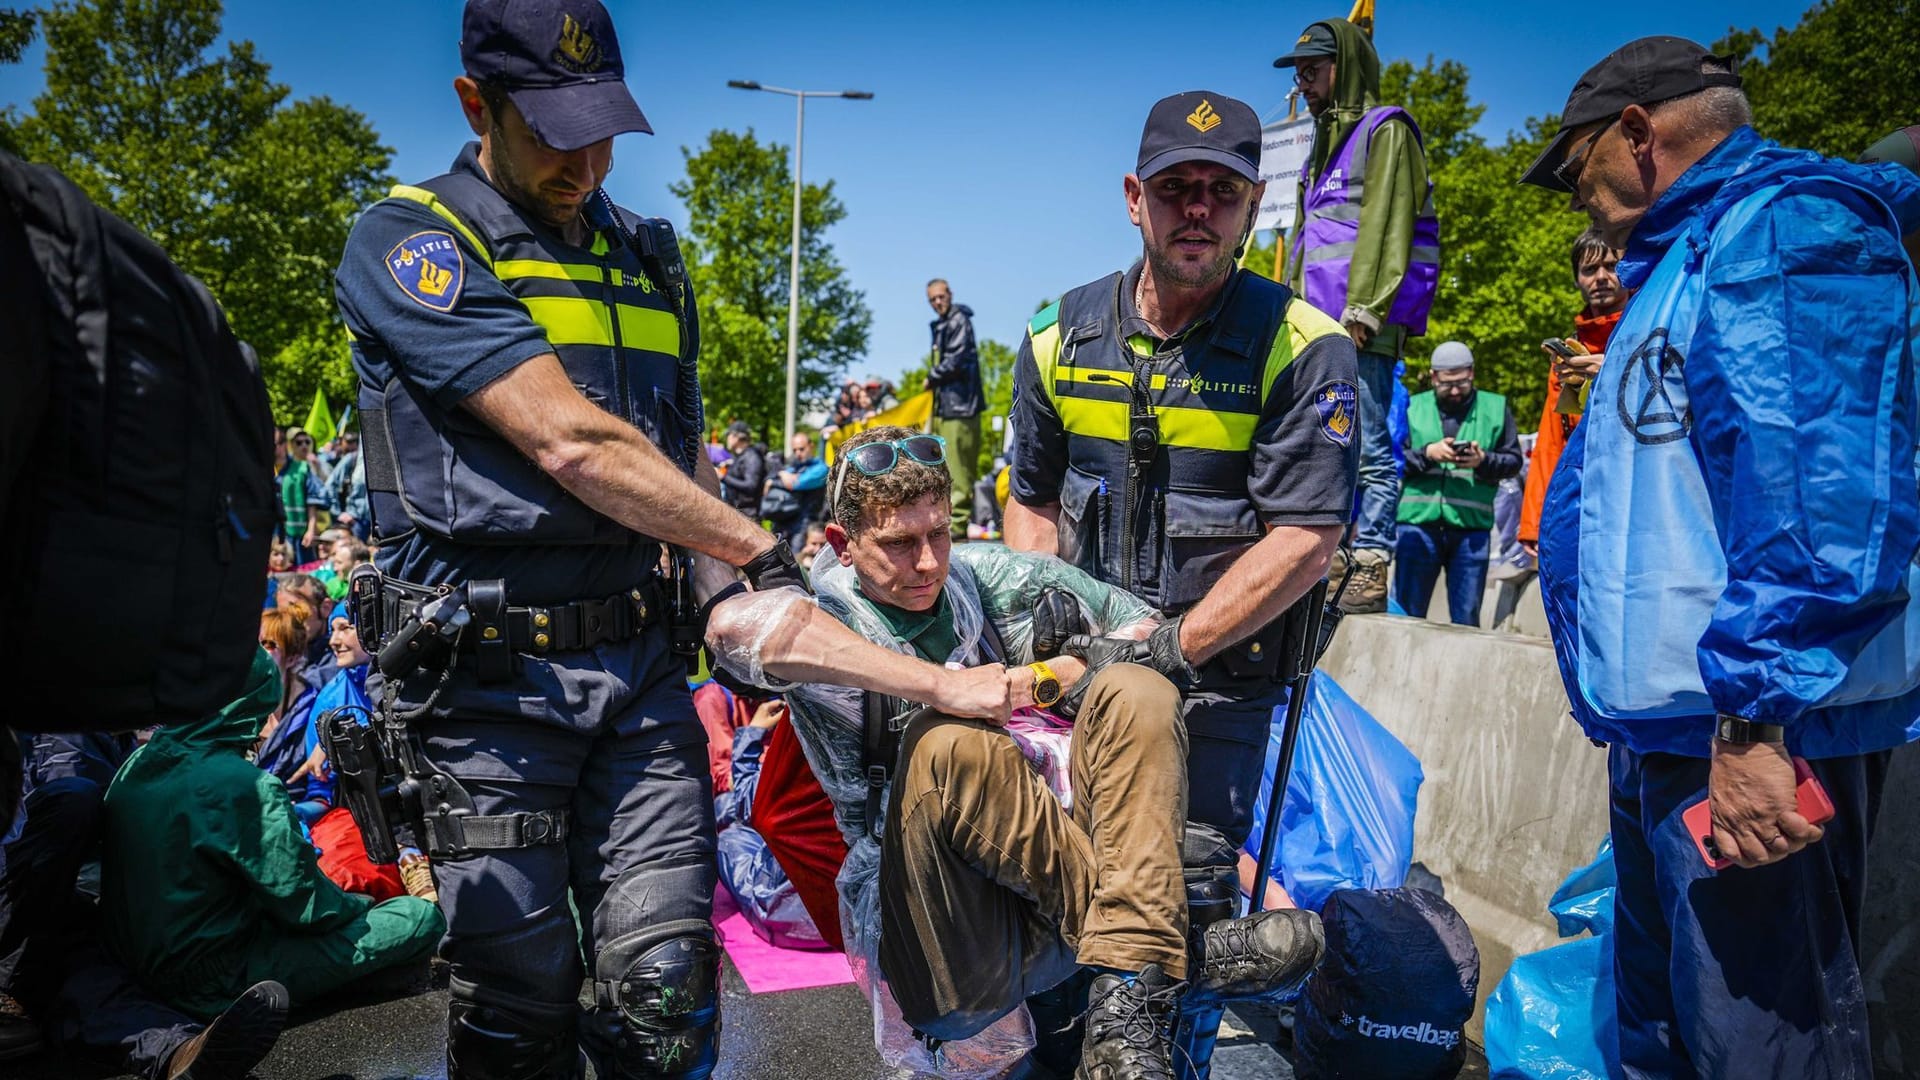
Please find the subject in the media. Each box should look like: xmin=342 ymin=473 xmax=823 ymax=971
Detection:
xmin=1028 ymin=660 xmax=1062 ymax=706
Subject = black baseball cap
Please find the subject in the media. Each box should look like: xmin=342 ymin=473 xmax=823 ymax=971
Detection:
xmin=461 ymin=0 xmax=651 ymax=152
xmin=1137 ymin=91 xmax=1262 ymax=183
xmin=1273 ymin=23 xmax=1338 ymax=68
xmin=1520 ymin=36 xmax=1742 ymax=191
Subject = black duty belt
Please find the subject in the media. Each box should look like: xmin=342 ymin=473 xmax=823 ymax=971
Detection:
xmin=378 ymin=577 xmax=664 ymax=658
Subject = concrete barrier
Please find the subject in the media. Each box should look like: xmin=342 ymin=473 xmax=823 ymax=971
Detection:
xmin=1320 ymin=609 xmax=1920 ymax=1071
xmin=1317 ymin=612 xmax=1611 ymax=1044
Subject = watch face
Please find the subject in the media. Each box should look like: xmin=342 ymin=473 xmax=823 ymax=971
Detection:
xmin=1036 ymin=677 xmax=1061 ymax=705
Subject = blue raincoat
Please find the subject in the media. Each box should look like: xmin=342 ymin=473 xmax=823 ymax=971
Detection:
xmin=1540 ymin=126 xmax=1920 ymax=757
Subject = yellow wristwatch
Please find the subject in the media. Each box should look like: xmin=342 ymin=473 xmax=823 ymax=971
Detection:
xmin=1029 ymin=660 xmax=1063 ymax=708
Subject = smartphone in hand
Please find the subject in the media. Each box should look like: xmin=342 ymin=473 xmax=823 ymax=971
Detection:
xmin=1683 ymin=757 xmax=1836 ymax=870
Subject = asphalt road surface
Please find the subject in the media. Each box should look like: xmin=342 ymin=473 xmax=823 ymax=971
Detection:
xmin=10 ymin=956 xmax=1489 ymax=1080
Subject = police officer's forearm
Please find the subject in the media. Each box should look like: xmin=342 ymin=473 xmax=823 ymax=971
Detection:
xmin=463 ymin=353 xmax=773 ymax=566
xmin=1177 ymin=524 xmax=1341 ymax=664
xmin=1003 ymin=498 xmax=1061 ymax=555
xmin=707 ymin=589 xmax=977 ymax=712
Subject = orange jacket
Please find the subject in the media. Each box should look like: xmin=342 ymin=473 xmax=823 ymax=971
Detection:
xmin=1519 ymin=308 xmax=1622 ymax=544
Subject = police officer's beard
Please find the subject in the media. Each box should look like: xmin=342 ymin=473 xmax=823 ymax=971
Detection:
xmin=1144 ymin=229 xmax=1235 ymax=291
xmin=486 ymin=120 xmax=578 ymax=232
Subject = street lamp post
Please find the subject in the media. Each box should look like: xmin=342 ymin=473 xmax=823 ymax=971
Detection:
xmin=726 ymin=80 xmax=874 ymax=454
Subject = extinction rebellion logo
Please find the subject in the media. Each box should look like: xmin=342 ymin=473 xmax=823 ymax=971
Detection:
xmin=1618 ymin=326 xmax=1691 ymax=445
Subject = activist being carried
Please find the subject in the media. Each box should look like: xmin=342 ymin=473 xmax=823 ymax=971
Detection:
xmin=1004 ymin=90 xmax=1359 ymax=868
xmin=702 ymin=425 xmax=1325 ymax=1080
xmin=1524 ymin=36 xmax=1920 ymax=1076
xmin=329 ymin=0 xmax=809 ymax=1074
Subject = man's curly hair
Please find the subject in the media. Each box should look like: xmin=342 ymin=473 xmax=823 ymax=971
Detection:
xmin=829 ymin=425 xmax=951 ymax=538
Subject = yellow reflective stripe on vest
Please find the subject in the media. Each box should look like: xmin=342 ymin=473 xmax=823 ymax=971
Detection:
xmin=1270 ymin=295 xmax=1345 ymax=391
xmin=387 ymin=184 xmax=491 ymax=267
xmin=494 ymin=259 xmax=602 ymax=284
xmin=520 ymin=295 xmax=680 ymax=354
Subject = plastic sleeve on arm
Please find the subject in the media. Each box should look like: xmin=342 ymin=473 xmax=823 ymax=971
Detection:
xmin=1690 ymin=188 xmax=1920 ymax=722
xmin=704 ymin=586 xmax=817 ymax=693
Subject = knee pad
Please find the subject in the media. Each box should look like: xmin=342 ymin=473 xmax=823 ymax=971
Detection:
xmin=583 ymin=918 xmax=721 ymax=1078
xmin=446 ymin=976 xmax=580 ymax=1080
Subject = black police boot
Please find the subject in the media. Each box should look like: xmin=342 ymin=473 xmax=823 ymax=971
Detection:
xmin=1074 ymin=964 xmax=1182 ymax=1080
xmin=1195 ymin=908 xmax=1325 ymax=999
xmin=446 ymin=980 xmax=582 ymax=1080
xmin=164 ymin=980 xmax=289 ymax=1080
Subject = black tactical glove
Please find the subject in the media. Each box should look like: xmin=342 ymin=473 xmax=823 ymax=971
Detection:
xmin=1142 ymin=616 xmax=1198 ymax=684
xmin=742 ymin=537 xmax=812 ymax=595
xmin=1056 ymin=631 xmax=1144 ymax=720
xmin=1030 ymin=586 xmax=1088 ymax=660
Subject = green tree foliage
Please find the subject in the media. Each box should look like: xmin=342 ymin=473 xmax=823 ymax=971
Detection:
xmin=1379 ymin=58 xmax=1586 ymax=426
xmin=0 ymin=8 xmax=34 ymax=63
xmin=671 ymin=128 xmax=872 ymax=441
xmin=0 ymin=0 xmax=392 ymax=422
xmin=1720 ymin=0 xmax=1919 ymax=159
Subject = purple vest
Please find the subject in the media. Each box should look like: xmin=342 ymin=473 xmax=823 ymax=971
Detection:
xmin=1291 ymin=106 xmax=1440 ymax=336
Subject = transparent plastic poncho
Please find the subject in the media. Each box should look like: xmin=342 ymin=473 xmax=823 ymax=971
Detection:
xmin=706 ymin=544 xmax=1155 ymax=1077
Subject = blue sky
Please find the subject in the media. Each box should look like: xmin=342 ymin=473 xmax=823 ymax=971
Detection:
xmin=1 ymin=0 xmax=1817 ymax=386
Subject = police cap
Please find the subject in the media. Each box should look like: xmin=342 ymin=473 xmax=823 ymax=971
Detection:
xmin=1137 ymin=91 xmax=1261 ymax=184
xmin=461 ymin=0 xmax=652 ymax=152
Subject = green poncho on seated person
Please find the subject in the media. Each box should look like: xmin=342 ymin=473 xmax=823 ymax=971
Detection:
xmin=101 ymin=647 xmax=444 ymax=1019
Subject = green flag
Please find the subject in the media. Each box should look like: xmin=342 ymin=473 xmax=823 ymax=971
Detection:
xmin=303 ymin=387 xmax=337 ymax=446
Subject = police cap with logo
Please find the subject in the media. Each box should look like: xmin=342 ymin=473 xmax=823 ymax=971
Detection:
xmin=1137 ymin=91 xmax=1262 ymax=183
xmin=462 ymin=0 xmax=651 ymax=152
xmin=1520 ymin=36 xmax=1742 ymax=192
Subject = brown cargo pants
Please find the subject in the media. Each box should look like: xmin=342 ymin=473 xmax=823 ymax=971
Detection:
xmin=876 ymin=663 xmax=1190 ymax=1039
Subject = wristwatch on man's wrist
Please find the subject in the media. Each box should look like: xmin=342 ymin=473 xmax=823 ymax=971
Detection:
xmin=1028 ymin=661 xmax=1064 ymax=708
xmin=1714 ymin=714 xmax=1785 ymax=746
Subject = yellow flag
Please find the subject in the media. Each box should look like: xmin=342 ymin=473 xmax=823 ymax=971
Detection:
xmin=1348 ymin=0 xmax=1375 ymax=38
xmin=303 ymin=387 xmax=337 ymax=446
xmin=825 ymin=390 xmax=934 ymax=466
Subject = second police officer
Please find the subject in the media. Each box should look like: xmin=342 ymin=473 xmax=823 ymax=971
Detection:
xmin=333 ymin=1 xmax=805 ymax=1076
xmin=1006 ymin=91 xmax=1361 ymax=866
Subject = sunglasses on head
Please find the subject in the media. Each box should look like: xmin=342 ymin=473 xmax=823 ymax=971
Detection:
xmin=830 ymin=434 xmax=947 ymax=519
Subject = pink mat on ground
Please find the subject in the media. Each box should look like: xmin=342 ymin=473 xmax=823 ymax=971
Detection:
xmin=712 ymin=887 xmax=856 ymax=994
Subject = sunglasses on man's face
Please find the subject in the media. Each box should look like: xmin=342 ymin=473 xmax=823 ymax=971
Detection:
xmin=830 ymin=435 xmax=947 ymax=520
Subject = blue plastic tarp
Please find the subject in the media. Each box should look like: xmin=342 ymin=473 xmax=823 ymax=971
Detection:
xmin=1243 ymin=673 xmax=1424 ymax=913
xmin=1485 ymin=838 xmax=1621 ymax=1080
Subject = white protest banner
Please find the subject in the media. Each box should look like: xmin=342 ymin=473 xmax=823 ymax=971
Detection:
xmin=1254 ymin=115 xmax=1315 ymax=232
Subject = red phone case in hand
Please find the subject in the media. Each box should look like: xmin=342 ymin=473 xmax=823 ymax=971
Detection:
xmin=1684 ymin=756 xmax=1835 ymax=870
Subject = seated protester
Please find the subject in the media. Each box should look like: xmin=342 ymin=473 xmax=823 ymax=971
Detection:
xmin=704 ymin=425 xmax=1324 ymax=1075
xmin=273 ymin=573 xmax=339 ymax=684
xmin=0 ymin=769 xmax=293 ymax=1077
xmin=311 ymin=536 xmax=367 ymax=602
xmin=25 ymin=730 xmax=134 ymax=794
xmin=253 ymin=608 xmax=325 ymax=790
xmin=693 ymin=679 xmax=755 ymax=795
xmin=99 ymin=648 xmax=444 ymax=1020
xmin=294 ymin=528 xmax=343 ymax=576
xmin=796 ymin=522 xmax=829 ymax=569
xmin=267 ymin=536 xmax=295 ymax=575
xmin=713 ymin=700 xmax=831 ymax=950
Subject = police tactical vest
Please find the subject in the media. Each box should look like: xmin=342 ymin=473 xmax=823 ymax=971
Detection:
xmin=1291 ymin=106 xmax=1441 ymax=336
xmin=1029 ymin=270 xmax=1346 ymax=613
xmin=1399 ymin=389 xmax=1505 ymax=531
xmin=358 ymin=168 xmax=700 ymax=546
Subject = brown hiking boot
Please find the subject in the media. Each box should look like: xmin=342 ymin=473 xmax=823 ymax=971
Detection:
xmin=1337 ymin=548 xmax=1391 ymax=614
xmin=400 ymin=852 xmax=439 ymax=903
xmin=1196 ymin=908 xmax=1325 ymax=998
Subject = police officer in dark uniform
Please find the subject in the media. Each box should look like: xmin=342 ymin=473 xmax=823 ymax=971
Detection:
xmin=1006 ymin=91 xmax=1360 ymax=851
xmin=332 ymin=2 xmax=804 ymax=1076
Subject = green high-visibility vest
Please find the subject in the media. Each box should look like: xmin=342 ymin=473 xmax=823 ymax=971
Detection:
xmin=1399 ymin=389 xmax=1505 ymax=531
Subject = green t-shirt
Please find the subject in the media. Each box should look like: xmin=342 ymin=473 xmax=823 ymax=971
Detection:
xmin=868 ymin=590 xmax=959 ymax=665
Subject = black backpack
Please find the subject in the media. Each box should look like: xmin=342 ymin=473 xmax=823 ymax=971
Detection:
xmin=1294 ymin=887 xmax=1482 ymax=1079
xmin=0 ymin=149 xmax=276 ymax=732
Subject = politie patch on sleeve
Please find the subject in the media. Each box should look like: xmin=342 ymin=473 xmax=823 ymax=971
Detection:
xmin=385 ymin=230 xmax=465 ymax=312
xmin=1315 ymin=381 xmax=1359 ymax=446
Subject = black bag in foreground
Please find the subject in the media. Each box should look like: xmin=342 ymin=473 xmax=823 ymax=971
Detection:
xmin=0 ymin=149 xmax=275 ymax=731
xmin=1294 ymin=887 xmax=1482 ymax=1079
